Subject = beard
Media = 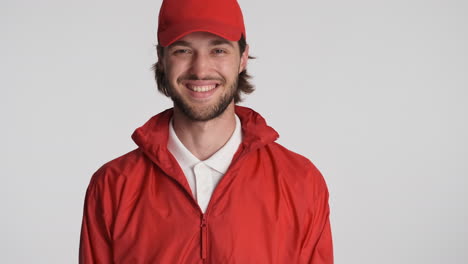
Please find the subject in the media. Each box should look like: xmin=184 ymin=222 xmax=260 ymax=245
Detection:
xmin=165 ymin=74 xmax=238 ymax=122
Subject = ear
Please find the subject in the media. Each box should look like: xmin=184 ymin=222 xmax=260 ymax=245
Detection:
xmin=239 ymin=44 xmax=249 ymax=73
xmin=156 ymin=61 xmax=164 ymax=72
xmin=157 ymin=46 xmax=165 ymax=71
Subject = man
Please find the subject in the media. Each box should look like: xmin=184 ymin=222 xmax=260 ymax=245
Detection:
xmin=79 ymin=0 xmax=333 ymax=263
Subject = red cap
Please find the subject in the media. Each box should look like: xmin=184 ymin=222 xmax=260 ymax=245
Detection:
xmin=157 ymin=0 xmax=246 ymax=47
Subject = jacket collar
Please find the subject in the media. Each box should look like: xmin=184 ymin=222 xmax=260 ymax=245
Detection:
xmin=131 ymin=106 xmax=279 ymax=189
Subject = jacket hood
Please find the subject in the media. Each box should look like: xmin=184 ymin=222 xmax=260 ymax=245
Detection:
xmin=131 ymin=106 xmax=279 ymax=185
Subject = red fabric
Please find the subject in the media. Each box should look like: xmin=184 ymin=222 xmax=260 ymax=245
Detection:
xmin=79 ymin=106 xmax=333 ymax=263
xmin=158 ymin=0 xmax=246 ymax=46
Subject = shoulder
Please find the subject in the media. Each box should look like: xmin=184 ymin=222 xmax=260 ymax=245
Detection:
xmin=264 ymin=142 xmax=329 ymax=197
xmin=83 ymin=148 xmax=153 ymax=215
xmin=267 ymin=143 xmax=312 ymax=166
xmin=86 ymin=148 xmax=147 ymax=193
xmin=265 ymin=142 xmax=321 ymax=176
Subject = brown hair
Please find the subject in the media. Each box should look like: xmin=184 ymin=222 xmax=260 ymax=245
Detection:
xmin=152 ymin=35 xmax=255 ymax=103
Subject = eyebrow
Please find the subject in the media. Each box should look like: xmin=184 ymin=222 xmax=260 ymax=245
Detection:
xmin=209 ymin=39 xmax=234 ymax=47
xmin=168 ymin=40 xmax=191 ymax=48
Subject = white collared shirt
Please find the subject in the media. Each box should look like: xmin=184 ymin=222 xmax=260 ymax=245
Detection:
xmin=167 ymin=115 xmax=242 ymax=213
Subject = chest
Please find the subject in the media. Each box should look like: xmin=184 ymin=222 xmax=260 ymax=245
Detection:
xmin=109 ymin=162 xmax=307 ymax=263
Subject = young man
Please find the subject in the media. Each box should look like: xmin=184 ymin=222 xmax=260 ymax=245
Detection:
xmin=79 ymin=0 xmax=333 ymax=263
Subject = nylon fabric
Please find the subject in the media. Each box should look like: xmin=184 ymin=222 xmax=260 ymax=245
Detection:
xmin=79 ymin=106 xmax=333 ymax=263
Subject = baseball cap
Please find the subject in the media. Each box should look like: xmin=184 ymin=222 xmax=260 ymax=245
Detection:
xmin=157 ymin=0 xmax=246 ymax=47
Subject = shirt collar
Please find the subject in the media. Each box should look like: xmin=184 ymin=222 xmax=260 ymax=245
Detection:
xmin=204 ymin=115 xmax=242 ymax=174
xmin=167 ymin=119 xmax=200 ymax=168
xmin=167 ymin=115 xmax=243 ymax=174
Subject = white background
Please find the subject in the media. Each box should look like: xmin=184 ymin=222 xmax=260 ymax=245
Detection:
xmin=1 ymin=0 xmax=467 ymax=263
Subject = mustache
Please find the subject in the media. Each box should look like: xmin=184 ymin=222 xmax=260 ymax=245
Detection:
xmin=177 ymin=74 xmax=225 ymax=83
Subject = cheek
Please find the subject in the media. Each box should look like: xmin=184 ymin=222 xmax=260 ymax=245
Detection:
xmin=165 ymin=61 xmax=187 ymax=83
xmin=215 ymin=59 xmax=241 ymax=79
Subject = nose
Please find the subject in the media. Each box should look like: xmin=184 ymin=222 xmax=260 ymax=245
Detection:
xmin=189 ymin=52 xmax=212 ymax=79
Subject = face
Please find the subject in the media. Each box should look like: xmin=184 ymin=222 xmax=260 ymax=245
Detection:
xmin=160 ymin=32 xmax=249 ymax=121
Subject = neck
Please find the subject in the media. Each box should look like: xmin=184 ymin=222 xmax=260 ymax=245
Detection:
xmin=172 ymin=103 xmax=237 ymax=161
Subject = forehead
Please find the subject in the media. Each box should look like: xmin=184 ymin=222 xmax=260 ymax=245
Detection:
xmin=168 ymin=31 xmax=237 ymax=48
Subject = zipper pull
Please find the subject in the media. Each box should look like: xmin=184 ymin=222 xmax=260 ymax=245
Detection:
xmin=201 ymin=214 xmax=208 ymax=260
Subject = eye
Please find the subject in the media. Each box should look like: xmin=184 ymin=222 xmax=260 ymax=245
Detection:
xmin=173 ymin=49 xmax=191 ymax=55
xmin=212 ymin=48 xmax=227 ymax=55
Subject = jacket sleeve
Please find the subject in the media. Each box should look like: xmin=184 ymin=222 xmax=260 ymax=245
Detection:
xmin=79 ymin=178 xmax=113 ymax=263
xmin=300 ymin=166 xmax=334 ymax=264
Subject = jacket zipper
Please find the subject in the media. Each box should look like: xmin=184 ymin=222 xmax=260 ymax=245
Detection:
xmin=198 ymin=151 xmax=251 ymax=263
xmin=200 ymin=214 xmax=208 ymax=262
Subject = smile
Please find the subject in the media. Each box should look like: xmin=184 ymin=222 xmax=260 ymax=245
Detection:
xmin=182 ymin=80 xmax=222 ymax=93
xmin=187 ymin=84 xmax=218 ymax=92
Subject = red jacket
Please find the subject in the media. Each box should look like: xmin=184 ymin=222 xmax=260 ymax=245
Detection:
xmin=80 ymin=106 xmax=333 ymax=263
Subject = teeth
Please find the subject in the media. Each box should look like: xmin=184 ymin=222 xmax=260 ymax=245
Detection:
xmin=189 ymin=85 xmax=216 ymax=92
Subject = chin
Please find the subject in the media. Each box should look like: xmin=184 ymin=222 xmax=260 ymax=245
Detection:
xmin=174 ymin=95 xmax=234 ymax=122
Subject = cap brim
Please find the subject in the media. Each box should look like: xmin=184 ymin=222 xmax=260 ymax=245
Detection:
xmin=158 ymin=20 xmax=243 ymax=47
